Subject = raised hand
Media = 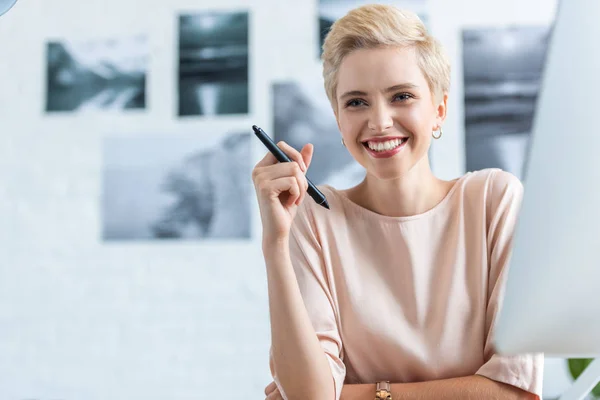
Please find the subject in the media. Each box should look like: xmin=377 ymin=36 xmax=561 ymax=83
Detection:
xmin=252 ymin=141 xmax=314 ymax=242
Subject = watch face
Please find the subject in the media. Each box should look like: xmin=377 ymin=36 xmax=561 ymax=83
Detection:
xmin=376 ymin=389 xmax=391 ymax=399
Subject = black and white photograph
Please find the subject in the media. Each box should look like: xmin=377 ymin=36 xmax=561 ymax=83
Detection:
xmin=273 ymin=80 xmax=365 ymax=190
xmin=178 ymin=12 xmax=249 ymax=116
xmin=463 ymin=26 xmax=551 ymax=180
xmin=102 ymin=132 xmax=252 ymax=241
xmin=318 ymin=0 xmax=429 ymax=59
xmin=45 ymin=35 xmax=147 ymax=112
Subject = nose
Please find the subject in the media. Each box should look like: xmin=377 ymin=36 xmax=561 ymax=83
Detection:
xmin=367 ymin=102 xmax=394 ymax=132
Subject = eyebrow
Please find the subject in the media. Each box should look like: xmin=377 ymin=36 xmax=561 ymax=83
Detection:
xmin=339 ymin=83 xmax=419 ymax=100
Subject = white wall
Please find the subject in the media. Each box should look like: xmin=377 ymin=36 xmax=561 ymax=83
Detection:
xmin=0 ymin=0 xmax=572 ymax=399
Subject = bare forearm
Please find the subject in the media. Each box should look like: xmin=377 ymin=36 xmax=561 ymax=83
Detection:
xmin=340 ymin=375 xmax=538 ymax=400
xmin=264 ymin=238 xmax=334 ymax=400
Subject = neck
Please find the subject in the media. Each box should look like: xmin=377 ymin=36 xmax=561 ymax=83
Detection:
xmin=351 ymin=156 xmax=452 ymax=218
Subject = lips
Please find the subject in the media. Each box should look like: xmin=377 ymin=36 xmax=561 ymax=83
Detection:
xmin=361 ymin=136 xmax=408 ymax=144
xmin=362 ymin=137 xmax=409 ymax=159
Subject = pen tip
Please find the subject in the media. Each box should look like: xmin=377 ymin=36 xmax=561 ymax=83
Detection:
xmin=252 ymin=125 xmax=260 ymax=131
xmin=322 ymin=199 xmax=330 ymax=209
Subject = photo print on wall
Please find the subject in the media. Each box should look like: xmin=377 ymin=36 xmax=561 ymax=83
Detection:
xmin=178 ymin=11 xmax=249 ymax=116
xmin=45 ymin=35 xmax=148 ymax=112
xmin=318 ymin=0 xmax=429 ymax=59
xmin=102 ymin=132 xmax=252 ymax=241
xmin=462 ymin=25 xmax=551 ymax=181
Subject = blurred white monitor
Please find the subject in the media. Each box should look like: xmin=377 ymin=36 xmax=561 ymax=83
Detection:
xmin=494 ymin=0 xmax=600 ymax=399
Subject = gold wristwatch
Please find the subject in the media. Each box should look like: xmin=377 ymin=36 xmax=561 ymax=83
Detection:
xmin=375 ymin=381 xmax=392 ymax=400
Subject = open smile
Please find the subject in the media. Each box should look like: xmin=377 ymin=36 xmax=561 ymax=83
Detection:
xmin=361 ymin=137 xmax=409 ymax=159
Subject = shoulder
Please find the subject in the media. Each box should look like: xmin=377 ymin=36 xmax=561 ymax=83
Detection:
xmin=489 ymin=169 xmax=523 ymax=195
xmin=464 ymin=169 xmax=524 ymax=234
xmin=457 ymin=169 xmax=523 ymax=227
xmin=486 ymin=169 xmax=523 ymax=211
xmin=462 ymin=168 xmax=523 ymax=204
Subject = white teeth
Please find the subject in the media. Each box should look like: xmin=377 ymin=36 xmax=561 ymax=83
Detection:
xmin=367 ymin=138 xmax=404 ymax=152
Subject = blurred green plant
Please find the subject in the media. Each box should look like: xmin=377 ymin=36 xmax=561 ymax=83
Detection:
xmin=568 ymin=358 xmax=600 ymax=398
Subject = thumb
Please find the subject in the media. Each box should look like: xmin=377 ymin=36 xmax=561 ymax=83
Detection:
xmin=301 ymin=143 xmax=314 ymax=171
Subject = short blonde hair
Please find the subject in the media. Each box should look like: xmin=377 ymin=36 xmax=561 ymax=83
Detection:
xmin=321 ymin=4 xmax=451 ymax=112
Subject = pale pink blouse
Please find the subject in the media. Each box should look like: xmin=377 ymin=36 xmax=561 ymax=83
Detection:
xmin=269 ymin=168 xmax=544 ymax=399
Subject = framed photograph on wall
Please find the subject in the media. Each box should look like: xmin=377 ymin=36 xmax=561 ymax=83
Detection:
xmin=45 ymin=35 xmax=148 ymax=112
xmin=102 ymin=132 xmax=252 ymax=241
xmin=178 ymin=11 xmax=249 ymax=116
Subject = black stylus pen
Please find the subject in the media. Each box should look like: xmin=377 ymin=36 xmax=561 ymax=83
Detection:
xmin=252 ymin=125 xmax=330 ymax=210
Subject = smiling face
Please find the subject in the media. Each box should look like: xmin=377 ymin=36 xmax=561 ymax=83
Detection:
xmin=335 ymin=45 xmax=447 ymax=181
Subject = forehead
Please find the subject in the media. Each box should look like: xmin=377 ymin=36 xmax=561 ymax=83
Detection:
xmin=336 ymin=46 xmax=426 ymax=94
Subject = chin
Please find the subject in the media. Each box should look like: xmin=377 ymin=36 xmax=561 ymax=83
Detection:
xmin=367 ymin=163 xmax=411 ymax=181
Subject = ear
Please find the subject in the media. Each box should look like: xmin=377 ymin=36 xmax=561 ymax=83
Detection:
xmin=433 ymin=92 xmax=449 ymax=130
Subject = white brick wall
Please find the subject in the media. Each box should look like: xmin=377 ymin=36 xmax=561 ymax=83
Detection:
xmin=0 ymin=0 xmax=572 ymax=398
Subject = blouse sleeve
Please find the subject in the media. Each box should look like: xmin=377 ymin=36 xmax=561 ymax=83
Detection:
xmin=269 ymin=201 xmax=346 ymax=400
xmin=474 ymin=169 xmax=544 ymax=399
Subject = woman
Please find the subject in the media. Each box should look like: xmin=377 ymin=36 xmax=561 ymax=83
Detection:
xmin=252 ymin=4 xmax=543 ymax=400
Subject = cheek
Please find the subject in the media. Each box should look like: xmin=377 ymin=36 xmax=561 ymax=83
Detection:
xmin=404 ymin=108 xmax=428 ymax=128
xmin=338 ymin=113 xmax=357 ymax=136
xmin=339 ymin=109 xmax=358 ymax=123
xmin=401 ymin=109 xmax=435 ymax=139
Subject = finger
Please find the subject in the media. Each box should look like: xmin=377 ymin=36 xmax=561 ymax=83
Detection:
xmin=277 ymin=141 xmax=307 ymax=172
xmin=275 ymin=162 xmax=307 ymax=206
xmin=266 ymin=388 xmax=283 ymax=400
xmin=255 ymin=162 xmax=303 ymax=182
xmin=258 ymin=177 xmax=300 ymax=207
xmin=297 ymin=144 xmax=312 ymax=205
xmin=252 ymin=152 xmax=278 ymax=185
xmin=266 ymin=163 xmax=306 ymax=206
xmin=300 ymin=143 xmax=314 ymax=171
xmin=286 ymin=177 xmax=301 ymax=208
xmin=253 ymin=163 xmax=306 ymax=207
xmin=295 ymin=169 xmax=308 ymax=206
xmin=264 ymin=381 xmax=277 ymax=396
xmin=254 ymin=150 xmax=278 ymax=169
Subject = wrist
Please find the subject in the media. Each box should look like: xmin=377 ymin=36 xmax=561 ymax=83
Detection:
xmin=262 ymin=234 xmax=290 ymax=256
